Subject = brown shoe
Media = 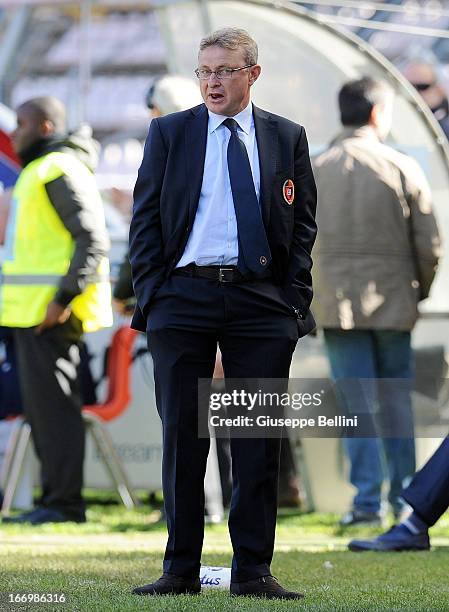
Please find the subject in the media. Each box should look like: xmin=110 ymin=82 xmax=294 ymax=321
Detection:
xmin=132 ymin=573 xmax=201 ymax=596
xmin=230 ymin=575 xmax=304 ymax=599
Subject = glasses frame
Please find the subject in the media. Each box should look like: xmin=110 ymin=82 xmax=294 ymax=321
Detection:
xmin=194 ymin=64 xmax=255 ymax=80
xmin=412 ymin=81 xmax=436 ymax=92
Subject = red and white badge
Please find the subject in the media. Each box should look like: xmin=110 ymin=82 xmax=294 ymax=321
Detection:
xmin=282 ymin=179 xmax=294 ymax=205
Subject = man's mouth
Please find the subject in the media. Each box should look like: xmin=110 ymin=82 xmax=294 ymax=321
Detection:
xmin=209 ymin=93 xmax=224 ymax=101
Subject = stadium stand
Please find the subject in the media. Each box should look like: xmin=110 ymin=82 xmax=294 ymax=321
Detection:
xmin=2 ymin=1 xmax=449 ymax=186
xmin=5 ymin=7 xmax=165 ymax=136
xmin=1 ymin=6 xmax=167 ymax=190
xmin=299 ymin=1 xmax=449 ymax=91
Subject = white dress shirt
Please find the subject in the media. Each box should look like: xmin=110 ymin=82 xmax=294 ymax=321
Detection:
xmin=177 ymin=102 xmax=260 ymax=267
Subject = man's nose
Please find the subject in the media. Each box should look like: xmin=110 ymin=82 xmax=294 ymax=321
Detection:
xmin=208 ymin=72 xmax=221 ymax=84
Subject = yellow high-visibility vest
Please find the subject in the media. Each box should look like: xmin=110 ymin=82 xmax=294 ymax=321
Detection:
xmin=0 ymin=151 xmax=113 ymax=332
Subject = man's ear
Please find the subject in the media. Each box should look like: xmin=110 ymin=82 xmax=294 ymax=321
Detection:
xmin=41 ymin=119 xmax=55 ymax=137
xmin=368 ymin=105 xmax=378 ymax=128
xmin=249 ymin=64 xmax=261 ymax=86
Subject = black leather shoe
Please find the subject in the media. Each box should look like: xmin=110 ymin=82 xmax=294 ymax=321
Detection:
xmin=132 ymin=573 xmax=201 ymax=596
xmin=230 ymin=575 xmax=304 ymax=599
xmin=2 ymin=507 xmax=86 ymax=525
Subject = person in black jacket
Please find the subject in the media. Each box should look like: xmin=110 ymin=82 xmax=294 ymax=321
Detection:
xmin=113 ymin=75 xmax=201 ymax=315
xmin=114 ymin=75 xmax=303 ymax=510
xmin=129 ymin=28 xmax=317 ymax=599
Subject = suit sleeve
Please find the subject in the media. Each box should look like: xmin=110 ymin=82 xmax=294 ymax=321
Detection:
xmin=404 ymin=160 xmax=442 ymax=300
xmin=284 ymin=126 xmax=318 ymax=314
xmin=129 ymin=119 xmax=168 ymax=319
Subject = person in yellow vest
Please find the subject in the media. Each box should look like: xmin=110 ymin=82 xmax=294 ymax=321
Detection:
xmin=1 ymin=96 xmax=112 ymax=525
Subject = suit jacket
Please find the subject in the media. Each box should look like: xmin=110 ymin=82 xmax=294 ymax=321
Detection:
xmin=129 ymin=103 xmax=317 ymax=335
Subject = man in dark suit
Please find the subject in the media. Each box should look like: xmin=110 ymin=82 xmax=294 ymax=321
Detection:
xmin=349 ymin=436 xmax=449 ymax=552
xmin=129 ymin=27 xmax=317 ymax=599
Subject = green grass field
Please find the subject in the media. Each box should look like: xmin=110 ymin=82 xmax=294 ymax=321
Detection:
xmin=1 ymin=493 xmax=449 ymax=611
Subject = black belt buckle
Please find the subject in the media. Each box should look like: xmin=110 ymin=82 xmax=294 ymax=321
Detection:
xmin=218 ymin=267 xmax=235 ymax=283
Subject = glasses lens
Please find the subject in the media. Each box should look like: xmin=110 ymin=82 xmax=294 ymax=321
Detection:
xmin=196 ymin=69 xmax=211 ymax=80
xmin=195 ymin=68 xmax=236 ymax=79
xmin=413 ymin=82 xmax=433 ymax=91
xmin=216 ymin=70 xmax=231 ymax=79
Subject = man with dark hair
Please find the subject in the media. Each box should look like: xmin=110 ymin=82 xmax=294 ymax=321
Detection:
xmin=313 ymin=77 xmax=441 ymax=527
xmin=129 ymin=27 xmax=317 ymax=598
xmin=1 ymin=96 xmax=112 ymax=525
xmin=338 ymin=77 xmax=392 ymax=128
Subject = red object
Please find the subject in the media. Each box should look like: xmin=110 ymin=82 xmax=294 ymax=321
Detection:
xmin=0 ymin=130 xmax=20 ymax=168
xmin=83 ymin=326 xmax=138 ymax=422
xmin=282 ymin=179 xmax=295 ymax=205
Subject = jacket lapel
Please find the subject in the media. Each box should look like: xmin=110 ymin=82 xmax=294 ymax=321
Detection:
xmin=253 ymin=105 xmax=277 ymax=226
xmin=185 ymin=104 xmax=208 ymax=225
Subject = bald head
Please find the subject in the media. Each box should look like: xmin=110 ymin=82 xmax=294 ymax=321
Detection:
xmin=12 ymin=96 xmax=67 ymax=156
xmin=19 ymin=97 xmax=66 ymax=133
xmin=402 ymin=61 xmax=436 ymax=86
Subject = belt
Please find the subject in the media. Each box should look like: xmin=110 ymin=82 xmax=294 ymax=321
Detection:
xmin=172 ymin=264 xmax=271 ymax=283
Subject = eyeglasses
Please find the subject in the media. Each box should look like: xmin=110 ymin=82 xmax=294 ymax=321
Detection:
xmin=412 ymin=82 xmax=436 ymax=92
xmin=195 ymin=65 xmax=255 ymax=80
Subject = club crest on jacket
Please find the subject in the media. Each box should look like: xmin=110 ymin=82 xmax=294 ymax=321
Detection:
xmin=283 ymin=179 xmax=294 ymax=205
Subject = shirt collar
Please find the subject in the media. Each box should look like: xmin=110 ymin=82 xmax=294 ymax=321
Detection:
xmin=208 ymin=102 xmax=253 ymax=135
xmin=330 ymin=125 xmax=380 ymax=146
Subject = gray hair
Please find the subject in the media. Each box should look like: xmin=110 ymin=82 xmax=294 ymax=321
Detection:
xmin=199 ymin=27 xmax=258 ymax=65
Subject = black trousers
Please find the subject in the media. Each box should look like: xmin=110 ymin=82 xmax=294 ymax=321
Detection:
xmin=146 ymin=275 xmax=300 ymax=582
xmin=402 ymin=436 xmax=449 ymax=527
xmin=13 ymin=315 xmax=85 ymax=519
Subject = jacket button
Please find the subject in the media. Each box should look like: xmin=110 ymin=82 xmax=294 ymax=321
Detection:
xmin=293 ymin=307 xmax=303 ymax=320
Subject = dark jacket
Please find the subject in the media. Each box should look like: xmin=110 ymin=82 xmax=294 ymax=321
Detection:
xmin=113 ymin=254 xmax=133 ymax=301
xmin=129 ymin=103 xmax=317 ymax=335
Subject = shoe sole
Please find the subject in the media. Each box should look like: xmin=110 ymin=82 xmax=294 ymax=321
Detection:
xmin=231 ymin=592 xmax=305 ymax=599
xmin=133 ymin=587 xmax=201 ymax=596
xmin=133 ymin=591 xmax=201 ymax=596
xmin=340 ymin=521 xmax=382 ymax=527
xmin=348 ymin=543 xmax=430 ymax=552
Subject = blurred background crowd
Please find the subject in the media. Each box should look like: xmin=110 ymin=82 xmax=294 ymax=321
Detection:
xmin=1 ymin=0 xmax=449 ymax=222
xmin=1 ymin=0 xmax=449 ymax=534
